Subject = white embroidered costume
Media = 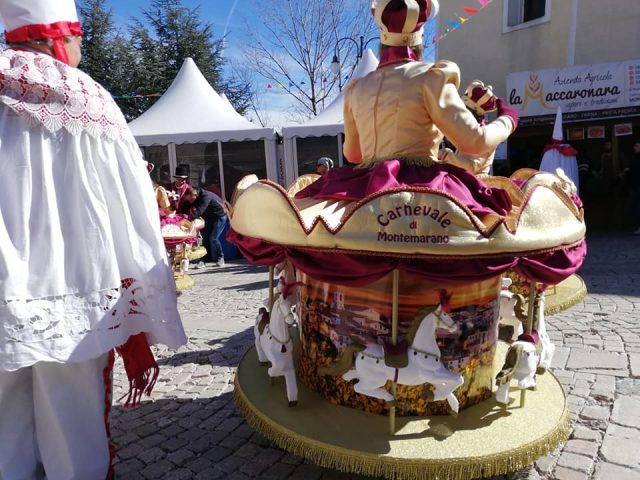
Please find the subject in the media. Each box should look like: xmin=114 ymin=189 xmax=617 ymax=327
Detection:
xmin=0 ymin=2 xmax=186 ymax=477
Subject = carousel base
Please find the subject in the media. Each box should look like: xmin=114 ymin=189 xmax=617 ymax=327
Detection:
xmin=544 ymin=274 xmax=587 ymax=316
xmin=234 ymin=342 xmax=569 ymax=480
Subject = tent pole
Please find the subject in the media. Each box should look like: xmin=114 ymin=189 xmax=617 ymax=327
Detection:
xmin=389 ymin=268 xmax=400 ymax=435
xmin=293 ymin=138 xmax=300 ymax=179
xmin=168 ymin=143 xmax=177 ymax=175
xmin=217 ymin=141 xmax=226 ymax=201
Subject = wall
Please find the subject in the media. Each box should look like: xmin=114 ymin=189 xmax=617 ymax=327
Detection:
xmin=436 ymin=0 xmax=640 ymax=96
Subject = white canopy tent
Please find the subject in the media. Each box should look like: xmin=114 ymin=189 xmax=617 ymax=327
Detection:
xmin=280 ymin=49 xmax=379 ymax=185
xmin=129 ymin=58 xmax=278 ymax=198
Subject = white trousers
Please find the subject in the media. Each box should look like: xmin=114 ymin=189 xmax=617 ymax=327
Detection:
xmin=0 ymin=354 xmax=112 ymax=480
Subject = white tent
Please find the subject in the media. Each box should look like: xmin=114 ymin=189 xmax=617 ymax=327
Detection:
xmin=280 ymin=49 xmax=379 ymax=184
xmin=129 ymin=58 xmax=279 ymax=196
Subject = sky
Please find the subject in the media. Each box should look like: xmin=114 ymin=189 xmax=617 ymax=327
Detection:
xmin=105 ymin=0 xmax=319 ymax=125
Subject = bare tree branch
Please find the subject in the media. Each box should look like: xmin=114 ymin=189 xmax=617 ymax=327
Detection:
xmin=241 ymin=0 xmax=375 ymax=120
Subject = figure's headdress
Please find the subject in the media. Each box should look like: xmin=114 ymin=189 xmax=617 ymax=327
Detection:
xmin=0 ymin=0 xmax=82 ymax=66
xmin=372 ymin=0 xmax=439 ymax=48
xmin=463 ymin=80 xmax=497 ymax=117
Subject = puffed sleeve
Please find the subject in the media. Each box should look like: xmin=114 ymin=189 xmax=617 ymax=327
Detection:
xmin=342 ymin=79 xmax=363 ymax=164
xmin=423 ymin=61 xmax=514 ymax=156
xmin=439 ymin=148 xmax=495 ymax=175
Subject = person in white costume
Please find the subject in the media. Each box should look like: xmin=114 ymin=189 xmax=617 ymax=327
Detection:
xmin=0 ymin=1 xmax=187 ymax=479
xmin=539 ymin=107 xmax=580 ymax=191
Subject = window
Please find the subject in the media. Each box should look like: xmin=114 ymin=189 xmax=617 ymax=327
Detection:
xmin=504 ymin=0 xmax=550 ymax=31
xmin=175 ymin=143 xmax=220 ymax=190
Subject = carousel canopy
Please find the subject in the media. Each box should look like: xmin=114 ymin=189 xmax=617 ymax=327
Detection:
xmin=129 ymin=58 xmax=276 ymax=146
xmin=281 ymin=49 xmax=379 ymax=139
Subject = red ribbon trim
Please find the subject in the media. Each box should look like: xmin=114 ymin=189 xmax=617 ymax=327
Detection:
xmin=4 ymin=21 xmax=82 ymax=42
xmin=543 ymin=141 xmax=578 ymax=156
xmin=279 ymin=277 xmax=303 ymax=300
xmin=4 ymin=21 xmax=82 ymax=65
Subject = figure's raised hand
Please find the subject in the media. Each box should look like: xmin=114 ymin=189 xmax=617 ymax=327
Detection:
xmin=497 ymin=98 xmax=519 ymax=131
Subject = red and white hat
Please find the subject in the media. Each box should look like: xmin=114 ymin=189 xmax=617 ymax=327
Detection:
xmin=372 ymin=0 xmax=439 ymax=47
xmin=463 ymin=80 xmax=497 ymax=116
xmin=1 ymin=0 xmax=83 ymax=65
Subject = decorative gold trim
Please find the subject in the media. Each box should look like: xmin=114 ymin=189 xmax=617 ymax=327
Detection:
xmin=544 ymin=275 xmax=587 ymax=316
xmin=233 ymin=372 xmax=570 ymax=480
xmin=174 ymin=273 xmax=194 ymax=292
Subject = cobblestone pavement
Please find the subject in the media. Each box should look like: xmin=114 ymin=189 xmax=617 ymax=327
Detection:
xmin=112 ymin=233 xmax=640 ymax=480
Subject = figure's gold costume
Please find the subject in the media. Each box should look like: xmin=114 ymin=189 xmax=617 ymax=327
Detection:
xmin=343 ymin=61 xmax=514 ymax=167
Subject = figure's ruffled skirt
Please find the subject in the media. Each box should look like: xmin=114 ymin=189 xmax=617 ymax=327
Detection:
xmin=228 ymin=161 xmax=586 ymax=287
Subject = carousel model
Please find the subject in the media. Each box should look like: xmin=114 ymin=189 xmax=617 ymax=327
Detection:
xmin=229 ymin=1 xmax=586 ymax=479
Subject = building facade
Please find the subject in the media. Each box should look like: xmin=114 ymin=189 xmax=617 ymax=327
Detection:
xmin=437 ymin=0 xmax=640 ymax=229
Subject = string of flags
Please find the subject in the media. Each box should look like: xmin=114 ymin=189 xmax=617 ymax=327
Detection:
xmin=430 ymin=0 xmax=493 ymax=46
xmin=265 ymin=75 xmax=350 ymax=90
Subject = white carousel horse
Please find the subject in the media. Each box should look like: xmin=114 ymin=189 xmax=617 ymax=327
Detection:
xmin=534 ymin=292 xmax=555 ymax=372
xmin=338 ymin=302 xmax=464 ymax=413
xmin=498 ymin=278 xmax=524 ymax=341
xmin=495 ymin=338 xmax=540 ymax=405
xmin=254 ymin=264 xmax=301 ymax=407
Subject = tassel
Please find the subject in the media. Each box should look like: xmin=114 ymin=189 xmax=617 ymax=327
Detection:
xmin=281 ymin=345 xmax=287 ymax=353
xmin=115 ymin=333 xmax=160 ymax=408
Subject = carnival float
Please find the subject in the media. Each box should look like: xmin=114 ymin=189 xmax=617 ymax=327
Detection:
xmin=161 ymin=215 xmax=205 ymax=292
xmin=229 ymin=1 xmax=587 ymax=478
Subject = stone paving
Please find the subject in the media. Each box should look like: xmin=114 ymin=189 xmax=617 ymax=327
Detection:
xmin=111 ymin=233 xmax=640 ymax=480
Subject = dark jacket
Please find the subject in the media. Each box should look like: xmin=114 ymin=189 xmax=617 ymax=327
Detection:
xmin=185 ymin=189 xmax=225 ymax=222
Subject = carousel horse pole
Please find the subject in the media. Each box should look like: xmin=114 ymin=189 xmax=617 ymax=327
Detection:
xmin=522 ymin=281 xmax=539 ymax=407
xmin=389 ymin=269 xmax=400 ymax=435
xmin=269 ymin=265 xmax=275 ymax=309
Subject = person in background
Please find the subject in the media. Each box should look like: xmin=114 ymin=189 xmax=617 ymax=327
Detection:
xmin=316 ymin=157 xmax=334 ymax=175
xmin=180 ymin=187 xmax=228 ymax=266
xmin=0 ymin=1 xmax=186 ymax=478
xmin=167 ymin=165 xmax=191 ymax=211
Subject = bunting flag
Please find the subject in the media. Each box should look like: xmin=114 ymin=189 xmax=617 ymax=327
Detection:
xmin=428 ymin=0 xmax=493 ymax=49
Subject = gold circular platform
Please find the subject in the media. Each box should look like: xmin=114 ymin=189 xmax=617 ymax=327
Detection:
xmin=234 ymin=342 xmax=569 ymax=480
xmin=544 ymin=274 xmax=587 ymax=316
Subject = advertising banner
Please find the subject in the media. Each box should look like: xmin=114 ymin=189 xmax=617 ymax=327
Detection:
xmin=507 ymin=59 xmax=640 ymax=123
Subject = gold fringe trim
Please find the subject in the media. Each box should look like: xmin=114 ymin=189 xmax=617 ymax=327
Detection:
xmin=233 ymin=375 xmax=570 ymax=480
xmin=544 ymin=275 xmax=588 ymax=317
xmin=357 ymin=156 xmax=436 ymax=168
xmin=174 ymin=274 xmax=194 ymax=292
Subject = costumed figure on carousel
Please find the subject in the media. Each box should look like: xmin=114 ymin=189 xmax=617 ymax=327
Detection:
xmin=0 ymin=1 xmax=186 ymax=478
xmin=228 ymin=0 xmax=586 ymax=477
